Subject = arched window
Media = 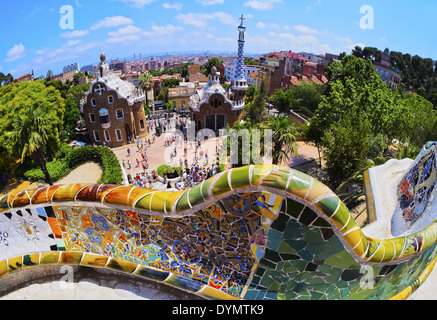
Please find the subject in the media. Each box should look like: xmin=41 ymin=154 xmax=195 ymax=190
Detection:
xmin=99 ymin=108 xmax=110 ymax=128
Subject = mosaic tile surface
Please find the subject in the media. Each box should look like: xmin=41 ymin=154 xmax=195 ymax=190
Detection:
xmin=1 ymin=150 xmax=437 ymax=299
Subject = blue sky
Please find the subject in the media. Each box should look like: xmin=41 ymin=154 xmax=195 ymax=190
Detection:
xmin=1 ymin=0 xmax=436 ymax=78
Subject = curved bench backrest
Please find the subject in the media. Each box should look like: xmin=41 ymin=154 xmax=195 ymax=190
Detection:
xmin=1 ymin=165 xmax=436 ymax=300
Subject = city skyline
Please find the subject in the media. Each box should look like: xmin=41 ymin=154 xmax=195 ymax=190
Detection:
xmin=2 ymin=0 xmax=436 ymax=78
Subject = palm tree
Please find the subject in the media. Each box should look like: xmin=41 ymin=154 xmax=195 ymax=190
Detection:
xmin=8 ymin=105 xmax=54 ymax=185
xmin=138 ymin=72 xmax=154 ymax=108
xmin=268 ymin=116 xmax=300 ymax=165
xmin=336 ymin=157 xmax=388 ymax=207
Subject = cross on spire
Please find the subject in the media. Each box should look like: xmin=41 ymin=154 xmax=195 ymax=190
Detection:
xmin=239 ymin=15 xmax=245 ymax=25
xmin=95 ymin=84 xmax=106 ymax=95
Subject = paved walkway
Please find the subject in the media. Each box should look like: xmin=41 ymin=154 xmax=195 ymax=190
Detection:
xmin=56 ymin=162 xmax=103 ymax=185
xmin=110 ymin=117 xmax=224 ymax=189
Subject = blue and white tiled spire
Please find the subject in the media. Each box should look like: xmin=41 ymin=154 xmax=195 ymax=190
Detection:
xmin=233 ymin=15 xmax=248 ymax=89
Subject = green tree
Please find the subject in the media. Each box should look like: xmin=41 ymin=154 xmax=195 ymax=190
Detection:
xmin=73 ymin=72 xmax=86 ymax=85
xmin=271 ymin=88 xmax=295 ymax=115
xmin=138 ymin=72 xmax=154 ymax=107
xmin=8 ymin=105 xmax=55 ymax=185
xmin=245 ymin=84 xmax=259 ymax=103
xmin=244 ymin=57 xmax=258 ymax=66
xmin=321 ymin=112 xmax=372 ymax=188
xmin=0 ymin=72 xmax=14 ymax=86
xmin=202 ymin=57 xmax=223 ymax=76
xmin=292 ymin=81 xmax=324 ymax=116
xmin=268 ymin=116 xmax=300 ymax=165
xmin=0 ymin=81 xmax=65 ymax=167
xmin=245 ymin=80 xmax=268 ymax=125
xmin=163 ymin=78 xmax=181 ymax=88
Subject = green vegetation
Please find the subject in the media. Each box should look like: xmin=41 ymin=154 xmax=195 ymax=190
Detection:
xmin=157 ymin=165 xmax=182 ymax=178
xmin=352 ymin=45 xmax=437 ymax=107
xmin=271 ymin=81 xmax=324 ymax=117
xmin=138 ymin=72 xmax=154 ymax=107
xmin=20 ymin=145 xmax=123 ymax=185
xmin=306 ymin=54 xmax=437 ymax=189
xmin=201 ymin=57 xmax=223 ymax=76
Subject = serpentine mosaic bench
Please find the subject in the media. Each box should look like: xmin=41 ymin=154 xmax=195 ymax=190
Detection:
xmin=1 ymin=144 xmax=437 ymax=300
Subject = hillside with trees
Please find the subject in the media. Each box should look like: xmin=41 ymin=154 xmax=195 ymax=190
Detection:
xmin=352 ymin=45 xmax=437 ymax=106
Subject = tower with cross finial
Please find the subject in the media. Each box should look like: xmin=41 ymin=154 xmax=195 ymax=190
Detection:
xmin=231 ymin=14 xmax=248 ymax=94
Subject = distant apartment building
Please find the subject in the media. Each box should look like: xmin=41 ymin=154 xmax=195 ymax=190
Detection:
xmin=63 ymin=63 xmax=80 ymax=73
xmin=298 ymin=52 xmax=324 ymax=65
xmin=321 ymin=53 xmax=340 ymax=66
xmin=168 ymin=86 xmax=196 ymax=112
xmin=224 ymin=61 xmax=260 ymax=86
xmin=120 ymin=72 xmax=142 ymax=88
xmin=188 ymin=63 xmax=208 ymax=83
xmin=257 ymin=54 xmax=292 ymax=94
xmin=148 ymin=58 xmax=160 ymax=71
xmin=81 ymin=64 xmax=98 ymax=74
xmin=373 ymin=48 xmax=401 ymax=89
xmin=302 ymin=62 xmax=325 ymax=79
xmin=16 ymin=71 xmax=34 ymax=83
xmin=109 ymin=61 xmax=130 ymax=75
xmin=51 ymin=70 xmax=75 ymax=83
xmin=255 ymin=51 xmax=328 ymax=93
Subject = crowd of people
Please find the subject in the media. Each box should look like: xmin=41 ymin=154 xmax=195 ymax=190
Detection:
xmin=123 ymin=113 xmax=222 ymax=191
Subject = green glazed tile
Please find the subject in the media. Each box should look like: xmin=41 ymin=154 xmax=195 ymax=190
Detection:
xmin=212 ymin=172 xmax=232 ymax=197
xmin=285 ymin=198 xmax=305 ymax=219
xmin=230 ymin=166 xmax=251 ymax=189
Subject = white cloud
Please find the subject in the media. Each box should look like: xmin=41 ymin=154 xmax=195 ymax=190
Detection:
xmin=150 ymin=24 xmax=183 ymax=36
xmin=293 ymin=25 xmax=318 ymax=35
xmin=65 ymin=39 xmax=82 ymax=46
xmin=176 ymin=12 xmax=235 ymax=28
xmin=107 ymin=24 xmax=183 ymax=43
xmin=197 ymin=0 xmax=224 ymax=5
xmin=206 ymin=33 xmax=233 ymax=43
xmin=244 ymin=0 xmax=282 ymax=10
xmin=60 ymin=29 xmax=90 ymax=38
xmin=5 ymin=44 xmax=26 ymax=62
xmin=113 ymin=0 xmax=157 ymax=8
xmin=91 ymin=16 xmax=134 ymax=30
xmin=256 ymin=21 xmax=281 ymax=30
xmin=163 ymin=2 xmax=183 ymax=10
xmin=249 ymin=31 xmax=333 ymax=55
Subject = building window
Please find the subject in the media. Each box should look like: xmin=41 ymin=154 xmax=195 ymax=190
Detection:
xmin=99 ymin=108 xmax=110 ymax=129
xmin=104 ymin=130 xmax=111 ymax=142
xmin=108 ymin=96 xmax=114 ymax=104
xmin=116 ymin=129 xmax=122 ymax=142
xmin=139 ymin=119 xmax=145 ymax=131
xmin=93 ymin=130 xmax=101 ymax=142
xmin=89 ymin=113 xmax=96 ymax=123
xmin=91 ymin=98 xmax=96 ymax=107
xmin=116 ymin=109 xmax=124 ymax=120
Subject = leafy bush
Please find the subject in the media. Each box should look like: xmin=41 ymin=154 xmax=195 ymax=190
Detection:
xmin=23 ymin=159 xmax=70 ymax=182
xmin=21 ymin=145 xmax=123 ymax=185
xmin=66 ymin=146 xmax=123 ymax=185
xmin=157 ymin=165 xmax=182 ymax=178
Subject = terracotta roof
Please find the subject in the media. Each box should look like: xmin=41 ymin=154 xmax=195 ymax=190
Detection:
xmin=311 ymin=76 xmax=323 ymax=85
xmin=17 ymin=73 xmax=31 ymax=80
